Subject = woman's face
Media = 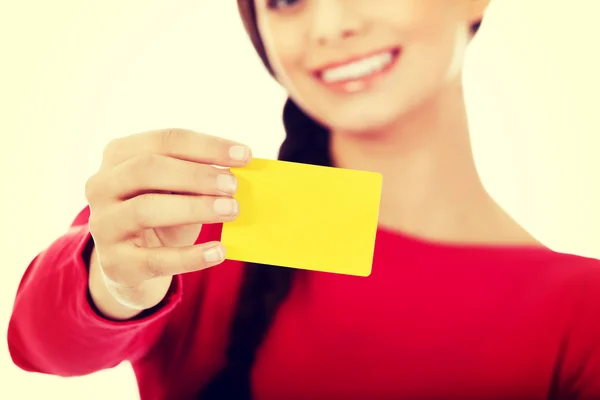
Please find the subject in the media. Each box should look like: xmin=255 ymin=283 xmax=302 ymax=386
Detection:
xmin=254 ymin=0 xmax=489 ymax=134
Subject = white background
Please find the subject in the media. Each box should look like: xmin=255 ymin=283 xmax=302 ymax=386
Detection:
xmin=1 ymin=0 xmax=600 ymax=398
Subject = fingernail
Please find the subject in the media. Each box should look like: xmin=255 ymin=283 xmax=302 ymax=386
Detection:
xmin=204 ymin=245 xmax=224 ymax=263
xmin=229 ymin=145 xmax=250 ymax=162
xmin=216 ymin=174 xmax=237 ymax=194
xmin=213 ymin=198 xmax=239 ymax=216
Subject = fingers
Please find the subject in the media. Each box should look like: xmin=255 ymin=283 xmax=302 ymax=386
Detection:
xmin=102 ymin=129 xmax=252 ymax=168
xmin=93 ymin=193 xmax=239 ymax=242
xmin=109 ymin=154 xmax=238 ymax=200
xmin=99 ymin=241 xmax=226 ymax=285
xmin=84 ymin=128 xmax=248 ymax=309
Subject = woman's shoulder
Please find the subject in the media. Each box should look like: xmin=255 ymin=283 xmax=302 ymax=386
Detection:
xmin=536 ymin=249 xmax=600 ymax=282
xmin=525 ymin=250 xmax=600 ymax=315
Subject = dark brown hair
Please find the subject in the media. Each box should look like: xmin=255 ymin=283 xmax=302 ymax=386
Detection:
xmin=198 ymin=2 xmax=481 ymax=398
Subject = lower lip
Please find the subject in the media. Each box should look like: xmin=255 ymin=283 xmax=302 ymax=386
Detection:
xmin=314 ymin=48 xmax=402 ymax=94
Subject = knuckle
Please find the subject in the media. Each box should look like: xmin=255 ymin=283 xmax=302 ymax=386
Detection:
xmin=102 ymin=138 xmax=123 ymax=160
xmin=130 ymin=196 xmax=154 ymax=228
xmin=86 ymin=170 xmax=117 ymax=205
xmin=159 ymin=129 xmax=187 ymax=151
xmin=137 ymin=153 xmax=161 ymax=171
xmin=84 ymin=174 xmax=99 ymax=202
xmin=126 ymin=154 xmax=161 ymax=186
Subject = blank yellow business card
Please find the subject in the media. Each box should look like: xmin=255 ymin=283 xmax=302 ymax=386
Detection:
xmin=220 ymin=158 xmax=382 ymax=277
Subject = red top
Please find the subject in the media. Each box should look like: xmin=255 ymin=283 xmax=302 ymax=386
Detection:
xmin=8 ymin=207 xmax=600 ymax=400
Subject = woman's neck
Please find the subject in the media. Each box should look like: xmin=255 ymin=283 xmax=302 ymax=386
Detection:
xmin=330 ymin=81 xmax=536 ymax=245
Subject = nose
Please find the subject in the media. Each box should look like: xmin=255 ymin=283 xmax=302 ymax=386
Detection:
xmin=308 ymin=0 xmax=364 ymax=46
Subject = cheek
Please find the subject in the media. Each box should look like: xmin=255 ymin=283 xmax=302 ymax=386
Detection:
xmin=259 ymin=19 xmax=306 ymax=82
xmin=269 ymin=40 xmax=302 ymax=71
xmin=263 ymin=35 xmax=320 ymax=115
xmin=273 ymin=48 xmax=306 ymax=90
xmin=402 ymin=27 xmax=467 ymax=92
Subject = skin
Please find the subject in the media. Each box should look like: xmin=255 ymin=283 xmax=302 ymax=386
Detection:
xmin=87 ymin=131 xmax=251 ymax=320
xmin=255 ymin=0 xmax=538 ymax=244
xmin=89 ymin=0 xmax=539 ymax=321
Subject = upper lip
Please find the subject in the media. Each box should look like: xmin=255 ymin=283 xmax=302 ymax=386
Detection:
xmin=311 ymin=46 xmax=401 ymax=75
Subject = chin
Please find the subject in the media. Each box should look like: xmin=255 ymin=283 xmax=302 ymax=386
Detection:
xmin=322 ymin=104 xmax=406 ymax=137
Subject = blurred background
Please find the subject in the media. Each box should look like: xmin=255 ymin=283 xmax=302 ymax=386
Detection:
xmin=1 ymin=0 xmax=599 ymax=398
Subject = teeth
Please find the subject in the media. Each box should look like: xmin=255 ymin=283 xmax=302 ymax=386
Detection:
xmin=321 ymin=52 xmax=393 ymax=83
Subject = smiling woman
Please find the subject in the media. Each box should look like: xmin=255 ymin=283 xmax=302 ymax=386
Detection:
xmin=251 ymin=0 xmax=483 ymax=133
xmin=7 ymin=0 xmax=600 ymax=400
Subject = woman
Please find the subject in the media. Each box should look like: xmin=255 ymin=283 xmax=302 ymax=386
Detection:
xmin=8 ymin=0 xmax=600 ymax=399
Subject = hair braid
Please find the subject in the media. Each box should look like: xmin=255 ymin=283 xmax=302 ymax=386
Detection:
xmin=197 ymin=99 xmax=331 ymax=400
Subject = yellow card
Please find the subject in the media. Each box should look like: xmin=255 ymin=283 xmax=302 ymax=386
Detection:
xmin=220 ymin=158 xmax=382 ymax=277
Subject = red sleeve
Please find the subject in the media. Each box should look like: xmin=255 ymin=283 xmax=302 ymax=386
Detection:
xmin=7 ymin=207 xmax=184 ymax=377
xmin=557 ymin=263 xmax=600 ymax=400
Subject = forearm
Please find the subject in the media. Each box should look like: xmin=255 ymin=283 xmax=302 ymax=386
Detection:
xmin=7 ymin=208 xmax=182 ymax=376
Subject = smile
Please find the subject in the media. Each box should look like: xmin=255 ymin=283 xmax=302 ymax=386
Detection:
xmin=313 ymin=47 xmax=401 ymax=93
